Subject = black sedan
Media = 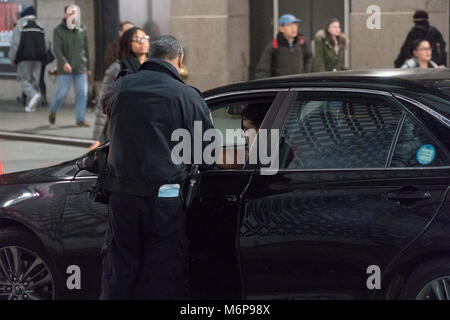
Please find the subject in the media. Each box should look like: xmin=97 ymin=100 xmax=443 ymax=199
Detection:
xmin=1 ymin=69 xmax=450 ymax=300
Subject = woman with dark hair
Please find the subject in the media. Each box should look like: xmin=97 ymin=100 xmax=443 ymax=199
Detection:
xmin=401 ymin=39 xmax=440 ymax=69
xmin=312 ymin=18 xmax=349 ymax=72
xmin=90 ymin=27 xmax=149 ymax=150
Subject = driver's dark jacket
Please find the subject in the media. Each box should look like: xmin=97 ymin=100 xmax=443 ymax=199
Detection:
xmin=102 ymin=59 xmax=214 ymax=196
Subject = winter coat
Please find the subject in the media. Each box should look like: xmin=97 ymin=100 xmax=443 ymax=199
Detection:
xmin=53 ymin=19 xmax=90 ymax=74
xmin=312 ymin=29 xmax=349 ymax=72
xmin=93 ymin=55 xmax=143 ymax=143
xmin=93 ymin=61 xmax=121 ymax=143
xmin=8 ymin=15 xmax=48 ymax=62
xmin=394 ymin=21 xmax=447 ymax=68
xmin=401 ymin=58 xmax=439 ymax=69
xmin=102 ymin=59 xmax=214 ymax=196
xmin=255 ymin=32 xmax=313 ymax=79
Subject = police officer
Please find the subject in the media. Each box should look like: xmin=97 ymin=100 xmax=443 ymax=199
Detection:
xmin=100 ymin=35 xmax=214 ymax=299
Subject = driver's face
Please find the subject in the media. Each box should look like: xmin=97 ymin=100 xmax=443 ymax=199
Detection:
xmin=242 ymin=117 xmax=258 ymax=147
xmin=242 ymin=118 xmax=258 ymax=132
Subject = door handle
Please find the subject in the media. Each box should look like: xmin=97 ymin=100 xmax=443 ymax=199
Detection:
xmin=386 ymin=190 xmax=431 ymax=202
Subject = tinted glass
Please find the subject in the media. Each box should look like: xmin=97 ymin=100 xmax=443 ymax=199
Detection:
xmin=396 ymin=97 xmax=450 ymax=153
xmin=391 ymin=116 xmax=450 ymax=167
xmin=280 ymin=93 xmax=403 ymax=169
xmin=405 ymin=89 xmax=450 ymax=120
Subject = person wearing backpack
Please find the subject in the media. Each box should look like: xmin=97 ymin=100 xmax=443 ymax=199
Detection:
xmin=255 ymin=14 xmax=312 ymax=79
xmin=8 ymin=6 xmax=47 ymax=112
xmin=394 ymin=10 xmax=447 ymax=68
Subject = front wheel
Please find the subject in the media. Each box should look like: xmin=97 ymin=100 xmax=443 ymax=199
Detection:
xmin=0 ymin=227 xmax=57 ymax=300
xmin=400 ymin=258 xmax=450 ymax=300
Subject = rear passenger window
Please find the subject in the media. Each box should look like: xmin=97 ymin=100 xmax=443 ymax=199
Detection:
xmin=391 ymin=116 xmax=450 ymax=167
xmin=280 ymin=92 xmax=403 ymax=169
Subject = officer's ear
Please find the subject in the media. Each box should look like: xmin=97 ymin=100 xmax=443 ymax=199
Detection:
xmin=178 ymin=54 xmax=184 ymax=69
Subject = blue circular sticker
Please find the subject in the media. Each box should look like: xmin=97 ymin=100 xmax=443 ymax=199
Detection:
xmin=416 ymin=144 xmax=436 ymax=165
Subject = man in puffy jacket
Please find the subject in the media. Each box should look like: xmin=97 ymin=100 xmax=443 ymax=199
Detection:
xmin=9 ymin=6 xmax=47 ymax=112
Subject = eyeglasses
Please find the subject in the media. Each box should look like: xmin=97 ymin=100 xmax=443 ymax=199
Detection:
xmin=416 ymin=47 xmax=432 ymax=52
xmin=132 ymin=36 xmax=150 ymax=43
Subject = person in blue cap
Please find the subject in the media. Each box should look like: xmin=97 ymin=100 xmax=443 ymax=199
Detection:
xmin=255 ymin=13 xmax=312 ymax=79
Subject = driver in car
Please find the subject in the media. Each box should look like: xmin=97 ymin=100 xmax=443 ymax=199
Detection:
xmin=217 ymin=104 xmax=270 ymax=169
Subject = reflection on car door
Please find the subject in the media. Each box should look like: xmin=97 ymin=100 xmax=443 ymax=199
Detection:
xmin=63 ymin=171 xmax=107 ymax=298
xmin=239 ymin=90 xmax=450 ymax=299
xmin=187 ymin=90 xmax=287 ymax=299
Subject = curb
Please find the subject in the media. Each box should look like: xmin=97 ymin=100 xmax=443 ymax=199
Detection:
xmin=0 ymin=130 xmax=94 ymax=148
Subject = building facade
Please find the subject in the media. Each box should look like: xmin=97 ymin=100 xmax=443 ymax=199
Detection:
xmin=0 ymin=0 xmax=449 ymax=102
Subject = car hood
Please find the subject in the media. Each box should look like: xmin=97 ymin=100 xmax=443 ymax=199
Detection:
xmin=0 ymin=160 xmax=78 ymax=186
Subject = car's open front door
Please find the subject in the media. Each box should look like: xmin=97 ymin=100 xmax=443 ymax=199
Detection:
xmin=186 ymin=169 xmax=254 ymax=299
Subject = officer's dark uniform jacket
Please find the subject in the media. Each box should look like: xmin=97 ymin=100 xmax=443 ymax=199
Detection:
xmin=102 ymin=59 xmax=214 ymax=196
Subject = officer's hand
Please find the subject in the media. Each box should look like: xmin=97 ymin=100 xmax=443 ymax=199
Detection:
xmin=63 ymin=63 xmax=72 ymax=73
xmin=10 ymin=61 xmax=15 ymax=67
xmin=87 ymin=70 xmax=92 ymax=78
xmin=88 ymin=140 xmax=101 ymax=151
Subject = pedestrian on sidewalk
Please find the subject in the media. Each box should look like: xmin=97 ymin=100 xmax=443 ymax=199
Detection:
xmin=104 ymin=21 xmax=134 ymax=72
xmin=49 ymin=4 xmax=91 ymax=127
xmin=401 ymin=39 xmax=442 ymax=69
xmin=8 ymin=6 xmax=47 ymax=112
xmin=312 ymin=18 xmax=349 ymax=72
xmin=255 ymin=14 xmax=312 ymax=79
xmin=394 ymin=10 xmax=447 ymax=68
xmin=89 ymin=27 xmax=150 ymax=150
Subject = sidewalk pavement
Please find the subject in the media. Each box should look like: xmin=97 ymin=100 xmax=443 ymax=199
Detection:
xmin=0 ymin=100 xmax=96 ymax=141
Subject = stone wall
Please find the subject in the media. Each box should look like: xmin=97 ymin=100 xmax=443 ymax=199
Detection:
xmin=170 ymin=0 xmax=250 ymax=91
xmin=350 ymin=0 xmax=449 ymax=69
xmin=2 ymin=0 xmax=448 ymax=101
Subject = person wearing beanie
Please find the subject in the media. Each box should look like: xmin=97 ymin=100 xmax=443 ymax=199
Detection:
xmin=8 ymin=6 xmax=48 ymax=112
xmin=394 ymin=10 xmax=447 ymax=68
xmin=20 ymin=6 xmax=36 ymax=18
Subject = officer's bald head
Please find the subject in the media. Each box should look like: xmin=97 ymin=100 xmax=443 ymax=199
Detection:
xmin=149 ymin=35 xmax=184 ymax=74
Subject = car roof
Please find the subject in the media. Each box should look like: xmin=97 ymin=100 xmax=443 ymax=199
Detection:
xmin=203 ymin=68 xmax=450 ymax=97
